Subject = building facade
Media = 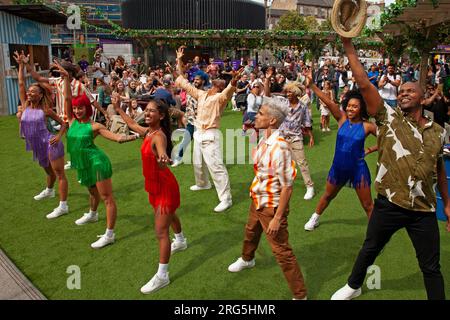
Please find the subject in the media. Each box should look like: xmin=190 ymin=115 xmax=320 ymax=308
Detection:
xmin=269 ymin=0 xmax=384 ymax=29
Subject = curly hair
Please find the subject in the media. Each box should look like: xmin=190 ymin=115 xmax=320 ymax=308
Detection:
xmin=283 ymin=81 xmax=305 ymax=97
xmin=341 ymin=90 xmax=369 ymax=120
xmin=28 ymin=82 xmax=53 ymax=111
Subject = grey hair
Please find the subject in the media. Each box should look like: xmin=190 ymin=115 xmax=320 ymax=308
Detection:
xmin=262 ymin=96 xmax=290 ymax=126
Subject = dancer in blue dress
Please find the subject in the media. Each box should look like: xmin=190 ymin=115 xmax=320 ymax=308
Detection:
xmin=303 ymin=68 xmax=377 ymax=231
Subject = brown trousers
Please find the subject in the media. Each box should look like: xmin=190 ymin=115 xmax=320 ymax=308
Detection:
xmin=241 ymin=201 xmax=307 ymax=299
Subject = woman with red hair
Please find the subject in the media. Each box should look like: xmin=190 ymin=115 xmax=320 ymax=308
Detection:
xmin=14 ymin=51 xmax=69 ymax=219
xmin=55 ymin=62 xmax=137 ymax=249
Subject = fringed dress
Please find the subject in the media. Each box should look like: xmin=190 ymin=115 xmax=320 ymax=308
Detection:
xmin=66 ymin=120 xmax=112 ymax=187
xmin=327 ymin=120 xmax=371 ymax=188
xmin=141 ymin=130 xmax=180 ymax=214
xmin=20 ymin=107 xmax=64 ymax=167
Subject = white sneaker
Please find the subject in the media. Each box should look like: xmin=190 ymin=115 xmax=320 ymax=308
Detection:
xmin=331 ymin=284 xmax=362 ymax=300
xmin=321 ymin=128 xmax=326 ymax=132
xmin=46 ymin=206 xmax=68 ymax=219
xmin=228 ymin=257 xmax=255 ymax=272
xmin=171 ymin=238 xmax=187 ymax=253
xmin=214 ymin=199 xmax=232 ymax=212
xmin=326 ymin=127 xmax=331 ymax=132
xmin=34 ymin=189 xmax=55 ymax=201
xmin=64 ymin=161 xmax=71 ymax=170
xmin=304 ymin=187 xmax=315 ymax=200
xmin=304 ymin=214 xmax=320 ymax=231
xmin=171 ymin=159 xmax=183 ymax=168
xmin=75 ymin=212 xmax=98 ymax=225
xmin=190 ymin=183 xmax=212 ymax=191
xmin=140 ymin=273 xmax=170 ymax=294
xmin=293 ymin=296 xmax=308 ymax=300
xmin=91 ymin=233 xmax=115 ymax=249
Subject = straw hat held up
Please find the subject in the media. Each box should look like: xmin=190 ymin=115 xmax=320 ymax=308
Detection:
xmin=331 ymin=0 xmax=368 ymax=38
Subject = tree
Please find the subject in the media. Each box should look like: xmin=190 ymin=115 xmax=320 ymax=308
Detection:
xmin=275 ymin=11 xmax=308 ymax=31
xmin=304 ymin=16 xmax=319 ymax=31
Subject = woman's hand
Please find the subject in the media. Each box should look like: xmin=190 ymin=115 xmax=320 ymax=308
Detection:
xmin=157 ymin=152 xmax=171 ymax=166
xmin=49 ymin=134 xmax=61 ymax=145
xmin=16 ymin=105 xmax=24 ymax=120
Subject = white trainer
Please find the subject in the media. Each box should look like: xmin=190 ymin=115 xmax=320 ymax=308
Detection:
xmin=304 ymin=213 xmax=320 ymax=231
xmin=304 ymin=187 xmax=315 ymax=200
xmin=140 ymin=273 xmax=170 ymax=294
xmin=190 ymin=183 xmax=212 ymax=191
xmin=46 ymin=206 xmax=69 ymax=219
xmin=91 ymin=233 xmax=115 ymax=249
xmin=331 ymin=284 xmax=362 ymax=300
xmin=75 ymin=212 xmax=99 ymax=225
xmin=64 ymin=161 xmax=71 ymax=170
xmin=214 ymin=199 xmax=232 ymax=213
xmin=228 ymin=257 xmax=255 ymax=272
xmin=34 ymin=189 xmax=55 ymax=201
xmin=171 ymin=159 xmax=183 ymax=167
xmin=171 ymin=238 xmax=187 ymax=253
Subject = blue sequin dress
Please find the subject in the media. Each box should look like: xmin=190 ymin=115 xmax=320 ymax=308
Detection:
xmin=327 ymin=120 xmax=371 ymax=188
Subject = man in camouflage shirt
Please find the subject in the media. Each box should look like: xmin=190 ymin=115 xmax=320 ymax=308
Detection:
xmin=332 ymin=37 xmax=449 ymax=300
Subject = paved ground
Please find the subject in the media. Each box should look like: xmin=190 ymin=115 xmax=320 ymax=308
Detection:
xmin=0 ymin=249 xmax=46 ymax=300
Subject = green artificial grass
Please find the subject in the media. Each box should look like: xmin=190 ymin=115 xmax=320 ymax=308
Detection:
xmin=0 ymin=109 xmax=449 ymax=300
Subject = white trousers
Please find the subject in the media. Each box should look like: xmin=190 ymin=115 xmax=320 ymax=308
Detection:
xmin=193 ymin=129 xmax=232 ymax=202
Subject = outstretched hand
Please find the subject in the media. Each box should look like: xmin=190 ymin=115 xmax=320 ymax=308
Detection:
xmin=157 ymin=152 xmax=171 ymax=166
xmin=51 ymin=60 xmax=69 ymax=78
xmin=265 ymin=67 xmax=274 ymax=79
xmin=176 ymin=46 xmax=186 ymax=61
xmin=303 ymin=68 xmax=313 ymax=88
xmin=230 ymin=67 xmax=245 ymax=86
xmin=13 ymin=50 xmax=30 ymax=65
xmin=176 ymin=46 xmax=187 ymax=74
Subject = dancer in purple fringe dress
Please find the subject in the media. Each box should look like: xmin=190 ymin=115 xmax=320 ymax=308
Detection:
xmin=14 ymin=51 xmax=69 ymax=219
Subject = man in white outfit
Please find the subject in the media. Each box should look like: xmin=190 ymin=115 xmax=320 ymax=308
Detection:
xmin=175 ymin=46 xmax=243 ymax=212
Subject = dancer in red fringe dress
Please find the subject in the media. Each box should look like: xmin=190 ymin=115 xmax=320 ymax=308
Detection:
xmin=112 ymin=93 xmax=187 ymax=294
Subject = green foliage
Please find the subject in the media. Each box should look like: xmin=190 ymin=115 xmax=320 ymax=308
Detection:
xmin=275 ymin=10 xmax=309 ymax=31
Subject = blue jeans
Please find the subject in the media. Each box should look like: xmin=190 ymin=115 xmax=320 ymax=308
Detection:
xmin=384 ymin=99 xmax=397 ymax=108
xmin=176 ymin=123 xmax=195 ymax=160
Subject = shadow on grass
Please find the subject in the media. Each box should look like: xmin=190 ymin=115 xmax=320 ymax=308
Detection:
xmin=170 ymin=225 xmax=245 ymax=282
xmin=112 ymin=158 xmax=141 ymax=173
xmin=296 ymin=235 xmax=363 ymax=299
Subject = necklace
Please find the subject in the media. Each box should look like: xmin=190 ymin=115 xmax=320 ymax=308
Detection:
xmin=147 ymin=128 xmax=161 ymax=137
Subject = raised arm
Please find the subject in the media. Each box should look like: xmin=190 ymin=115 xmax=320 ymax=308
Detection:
xmin=13 ymin=51 xmax=27 ymax=108
xmin=304 ymin=68 xmax=344 ymax=123
xmin=217 ymin=67 xmax=243 ymax=106
xmin=53 ymin=61 xmax=74 ymax=123
xmin=111 ymin=92 xmax=148 ymax=136
xmin=24 ymin=57 xmax=49 ymax=84
xmin=341 ymin=37 xmax=383 ymax=116
xmin=263 ymin=67 xmax=274 ymax=97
